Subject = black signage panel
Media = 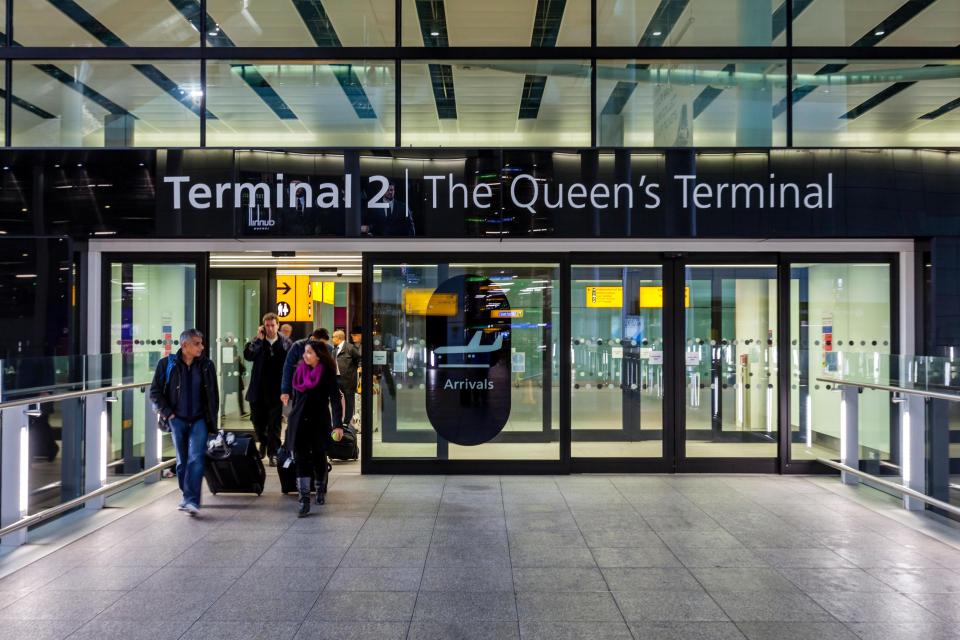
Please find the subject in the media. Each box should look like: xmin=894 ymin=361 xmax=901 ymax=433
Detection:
xmin=425 ymin=274 xmax=512 ymax=446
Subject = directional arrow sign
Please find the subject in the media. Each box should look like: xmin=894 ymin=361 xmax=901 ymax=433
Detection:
xmin=277 ymin=281 xmax=291 ymax=295
xmin=276 ymin=275 xmax=296 ymax=320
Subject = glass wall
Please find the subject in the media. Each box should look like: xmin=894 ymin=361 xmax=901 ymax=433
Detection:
xmin=401 ymin=60 xmax=591 ymax=147
xmin=792 ymin=0 xmax=960 ymax=47
xmin=371 ymin=260 xmax=560 ymax=461
xmin=597 ymin=60 xmax=788 ymax=147
xmin=570 ymin=265 xmax=665 ymax=458
xmin=210 ymin=277 xmax=261 ymax=433
xmin=598 ymin=0 xmax=782 ymax=46
xmin=789 ymin=262 xmax=893 ymax=463
xmin=206 ymin=61 xmax=396 ymax=147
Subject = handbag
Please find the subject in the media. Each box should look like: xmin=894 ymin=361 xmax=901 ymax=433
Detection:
xmin=156 ymin=356 xmax=177 ymax=433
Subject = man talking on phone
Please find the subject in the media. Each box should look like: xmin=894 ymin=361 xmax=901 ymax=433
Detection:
xmin=243 ymin=312 xmax=291 ymax=466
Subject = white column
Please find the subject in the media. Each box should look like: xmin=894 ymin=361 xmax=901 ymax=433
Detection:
xmin=84 ymin=394 xmax=107 ymax=510
xmin=840 ymin=385 xmax=859 ymax=485
xmin=0 ymin=407 xmax=29 ymax=546
xmin=143 ymin=389 xmax=161 ymax=484
xmin=902 ymin=394 xmax=926 ymax=510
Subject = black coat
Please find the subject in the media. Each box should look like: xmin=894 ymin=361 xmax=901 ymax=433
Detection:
xmin=285 ymin=362 xmax=343 ymax=452
xmin=335 ymin=341 xmax=360 ymax=393
xmin=149 ymin=351 xmax=219 ymax=432
xmin=243 ymin=334 xmax=292 ymax=403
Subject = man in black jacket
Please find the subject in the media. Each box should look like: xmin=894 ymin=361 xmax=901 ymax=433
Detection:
xmin=149 ymin=328 xmax=219 ymax=516
xmin=243 ymin=312 xmax=291 ymax=466
xmin=332 ymin=329 xmax=360 ymax=427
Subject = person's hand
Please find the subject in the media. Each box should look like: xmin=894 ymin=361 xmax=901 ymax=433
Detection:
xmin=257 ymin=325 xmax=265 ymax=340
xmin=332 ymin=427 xmax=344 ymax=441
xmin=280 ymin=394 xmax=289 ymax=407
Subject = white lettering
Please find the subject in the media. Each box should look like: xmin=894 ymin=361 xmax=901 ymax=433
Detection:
xmin=316 ymin=183 xmax=339 ymax=208
xmin=188 ymin=183 xmax=211 ymax=209
xmin=289 ymin=182 xmax=312 ymax=208
xmin=235 ymin=182 xmax=270 ymax=209
xmin=510 ymin=174 xmax=538 ymax=214
xmin=567 ymin=183 xmax=587 ymax=209
xmin=216 ymin=182 xmax=231 ymax=209
xmin=674 ymin=175 xmax=696 ymax=208
xmin=590 ymin=183 xmax=610 ymax=209
xmin=425 ymin=175 xmax=443 ymax=207
xmin=164 ymin=175 xmax=189 ymax=209
xmin=473 ymin=182 xmax=492 ymax=209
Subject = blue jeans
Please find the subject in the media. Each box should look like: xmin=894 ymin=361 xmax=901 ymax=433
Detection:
xmin=170 ymin=417 xmax=207 ymax=507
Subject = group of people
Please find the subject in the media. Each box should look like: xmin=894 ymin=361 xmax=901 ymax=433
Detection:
xmin=148 ymin=314 xmax=362 ymax=518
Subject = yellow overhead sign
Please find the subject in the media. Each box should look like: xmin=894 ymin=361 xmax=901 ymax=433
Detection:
xmin=403 ymin=289 xmax=457 ymax=316
xmin=491 ymin=309 xmax=523 ymax=318
xmin=639 ymin=286 xmax=690 ymax=308
xmin=295 ymin=275 xmax=313 ymax=322
xmin=312 ymin=281 xmax=336 ymax=305
xmin=586 ymin=286 xmax=623 ymax=308
xmin=277 ymin=275 xmax=314 ymax=322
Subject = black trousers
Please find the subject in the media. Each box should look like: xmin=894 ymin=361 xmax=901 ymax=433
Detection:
xmin=250 ymin=400 xmax=282 ymax=457
xmin=341 ymin=381 xmax=356 ymax=426
xmin=294 ymin=423 xmax=329 ymax=488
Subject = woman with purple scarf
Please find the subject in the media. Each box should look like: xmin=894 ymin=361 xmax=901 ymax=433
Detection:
xmin=285 ymin=340 xmax=343 ymax=517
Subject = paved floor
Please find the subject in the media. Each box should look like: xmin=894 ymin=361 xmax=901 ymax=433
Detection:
xmin=2 ymin=472 xmax=960 ymax=640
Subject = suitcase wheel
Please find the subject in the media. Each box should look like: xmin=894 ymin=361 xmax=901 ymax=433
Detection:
xmin=255 ymin=485 xmax=262 ymax=496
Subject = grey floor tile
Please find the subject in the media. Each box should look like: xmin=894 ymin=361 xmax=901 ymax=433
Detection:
xmin=294 ymin=621 xmax=409 ymax=640
xmin=426 ymin=544 xmax=511 ymax=568
xmin=736 ymin=622 xmax=859 ymax=640
xmin=512 ymin=567 xmax=607 ymax=591
xmin=613 ymin=590 xmax=729 ymax=622
xmin=181 ymin=619 xmax=301 ymax=640
xmin=0 ymin=589 xmax=125 ymax=622
xmin=691 ymin=568 xmax=799 ymax=592
xmin=519 ymin=620 xmax=632 ymax=640
xmin=627 ymin=622 xmax=746 ymax=639
xmin=0 ymin=619 xmax=83 ymax=640
xmin=809 ymin=591 xmax=942 ymax=623
xmin=97 ymin=588 xmax=219 ymax=622
xmin=351 ymin=529 xmax=433 ymax=548
xmin=205 ymin=591 xmax=318 ymax=622
xmin=413 ymin=591 xmax=517 ymax=622
xmin=43 ymin=566 xmax=157 ymax=592
xmin=231 ymin=565 xmax=334 ymax=593
xmin=409 ymin=620 xmax=519 ymax=640
xmin=601 ymin=567 xmax=703 ymax=592
xmin=256 ymin=544 xmax=347 ymax=568
xmin=845 ymin=621 xmax=960 ymax=640
xmin=868 ymin=568 xmax=960 ymax=594
xmin=709 ymin=590 xmax=833 ymax=622
xmin=310 ymin=591 xmax=417 ymax=622
xmin=775 ymin=568 xmax=894 ymax=593
xmin=673 ymin=547 xmax=770 ymax=569
xmin=510 ymin=545 xmax=598 ymax=568
xmin=663 ymin=530 xmax=745 ymax=551
xmin=168 ymin=542 xmax=264 ymax=569
xmin=516 ymin=591 xmax=622 ymax=622
xmin=907 ymin=593 xmax=960 ymax=621
xmin=757 ymin=549 xmax=855 ymax=569
xmin=65 ymin=617 xmax=195 ymax=640
xmin=326 ymin=568 xmax=423 ymax=592
xmin=135 ymin=566 xmax=246 ymax=594
xmin=507 ymin=531 xmax=586 ymax=548
xmin=340 ymin=547 xmax=427 ymax=569
xmin=419 ymin=566 xmax=514 ymax=592
xmin=580 ymin=528 xmax=664 ymax=548
xmin=833 ymin=547 xmax=945 ymax=570
xmin=592 ymin=546 xmax=681 ymax=568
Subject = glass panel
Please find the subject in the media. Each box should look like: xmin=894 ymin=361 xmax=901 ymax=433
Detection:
xmin=571 ymin=265 xmax=665 ymax=458
xmin=14 ymin=0 xmax=200 ymax=47
xmin=790 ymin=263 xmax=893 ymax=462
xmin=597 ymin=60 xmax=788 ymax=147
xmin=792 ymin=60 xmax=960 ymax=147
xmin=206 ymin=61 xmax=395 ymax=147
xmin=372 ymin=261 xmax=560 ymax=461
xmin=207 ymin=0 xmax=394 ymax=46
xmin=684 ymin=265 xmax=778 ymax=458
xmin=599 ymin=0 xmax=782 ymax=46
xmin=109 ymin=262 xmax=197 ymax=476
xmin=793 ymin=0 xmax=960 ymax=47
xmin=401 ymin=60 xmax=591 ymax=147
xmin=402 ymin=0 xmax=589 ymax=46
xmin=211 ymin=278 xmax=261 ymax=432
xmin=11 ymin=61 xmax=201 ymax=148
xmin=27 ymin=397 xmax=84 ymax=515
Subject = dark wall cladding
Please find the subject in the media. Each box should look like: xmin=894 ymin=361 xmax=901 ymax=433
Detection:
xmin=0 ymin=148 xmax=958 ymax=240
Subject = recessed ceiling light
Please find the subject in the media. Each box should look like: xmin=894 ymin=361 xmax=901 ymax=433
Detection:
xmin=875 ymin=30 xmax=885 ymax=36
xmin=76 ymin=163 xmax=82 ymax=167
xmin=430 ymin=30 xmax=440 ymax=36
xmin=190 ymin=90 xmax=203 ymax=98
xmin=15 ymin=274 xmax=37 ymax=279
xmin=652 ymin=31 xmax=662 ymax=36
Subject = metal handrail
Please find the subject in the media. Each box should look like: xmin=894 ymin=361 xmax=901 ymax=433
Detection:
xmin=0 ymin=458 xmax=176 ymax=539
xmin=0 ymin=381 xmax=150 ymax=410
xmin=816 ymin=376 xmax=960 ymax=403
xmin=817 ymin=458 xmax=960 ymax=518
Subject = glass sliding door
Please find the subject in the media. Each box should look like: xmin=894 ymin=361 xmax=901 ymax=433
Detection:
xmin=368 ymin=256 xmax=561 ymax=467
xmin=682 ymin=264 xmax=779 ymax=460
xmin=570 ymin=264 xmax=666 ymax=459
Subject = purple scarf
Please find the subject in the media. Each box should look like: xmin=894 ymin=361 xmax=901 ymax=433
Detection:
xmin=293 ymin=361 xmax=323 ymax=392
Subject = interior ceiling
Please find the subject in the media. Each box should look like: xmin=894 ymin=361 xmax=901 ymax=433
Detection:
xmin=6 ymin=0 xmax=960 ymax=146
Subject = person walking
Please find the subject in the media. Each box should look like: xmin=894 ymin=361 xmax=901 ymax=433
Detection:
xmin=243 ymin=312 xmax=291 ymax=466
xmin=149 ymin=329 xmax=219 ymax=516
xmin=332 ymin=329 xmax=360 ymax=427
xmin=283 ymin=340 xmax=343 ymax=517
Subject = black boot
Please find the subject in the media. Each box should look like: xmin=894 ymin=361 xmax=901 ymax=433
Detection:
xmin=258 ymin=443 xmax=267 ymax=459
xmin=316 ymin=460 xmax=330 ymax=505
xmin=297 ymin=477 xmax=311 ymax=517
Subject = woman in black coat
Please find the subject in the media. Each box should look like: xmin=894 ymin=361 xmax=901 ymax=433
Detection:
xmin=285 ymin=340 xmax=343 ymax=517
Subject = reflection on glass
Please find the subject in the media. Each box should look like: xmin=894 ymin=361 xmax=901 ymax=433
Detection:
xmin=206 ymin=61 xmax=395 ymax=147
xmin=792 ymin=61 xmax=960 ymax=147
xmin=210 ymin=278 xmax=261 ymax=433
xmin=596 ymin=60 xmax=788 ymax=147
xmin=792 ymin=0 xmax=960 ymax=47
xmin=684 ymin=265 xmax=778 ymax=458
xmin=27 ymin=398 xmax=84 ymax=515
xmin=208 ymin=0 xmax=394 ymax=46
xmin=599 ymin=0 xmax=781 ymax=46
xmin=402 ymin=0 xmax=589 ymax=46
xmin=14 ymin=0 xmax=199 ymax=47
xmin=571 ymin=265 xmax=664 ymax=458
xmin=12 ymin=61 xmax=202 ymax=147
xmin=401 ymin=61 xmax=591 ymax=147
xmin=372 ymin=262 xmax=560 ymax=460
xmin=789 ymin=263 xmax=892 ymax=463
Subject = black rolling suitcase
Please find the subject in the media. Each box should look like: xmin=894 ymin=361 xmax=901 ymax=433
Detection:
xmin=204 ymin=432 xmax=266 ymax=496
xmin=276 ymin=446 xmax=324 ymax=495
xmin=328 ymin=425 xmax=359 ymax=461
